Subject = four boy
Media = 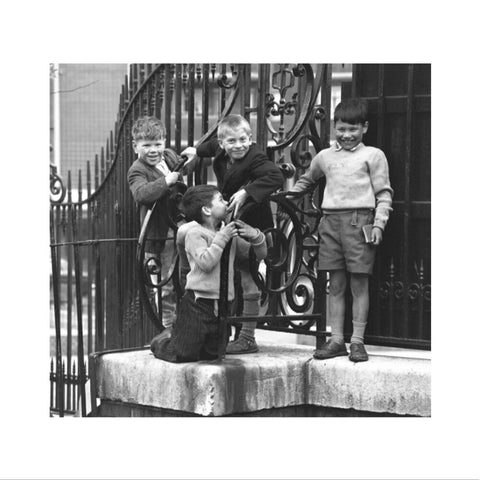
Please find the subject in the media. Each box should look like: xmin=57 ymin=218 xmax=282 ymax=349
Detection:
xmin=130 ymin=97 xmax=393 ymax=364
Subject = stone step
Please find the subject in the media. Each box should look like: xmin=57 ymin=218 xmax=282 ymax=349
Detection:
xmin=91 ymin=342 xmax=430 ymax=417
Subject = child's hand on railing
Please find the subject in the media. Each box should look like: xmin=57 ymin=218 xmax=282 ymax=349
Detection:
xmin=227 ymin=188 xmax=248 ymax=217
xmin=180 ymin=147 xmax=197 ymax=167
xmin=234 ymin=219 xmax=258 ymax=241
xmin=165 ymin=171 xmax=180 ymax=186
xmin=219 ymin=221 xmax=239 ymax=241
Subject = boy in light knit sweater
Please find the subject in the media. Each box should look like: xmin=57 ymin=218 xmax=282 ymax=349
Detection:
xmin=288 ymin=98 xmax=393 ymax=362
xmin=150 ymin=184 xmax=267 ymax=363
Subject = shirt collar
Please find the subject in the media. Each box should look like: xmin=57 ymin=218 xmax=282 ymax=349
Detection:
xmin=334 ymin=141 xmax=364 ymax=152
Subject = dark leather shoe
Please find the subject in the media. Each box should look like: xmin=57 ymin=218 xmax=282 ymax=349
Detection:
xmin=313 ymin=339 xmax=348 ymax=359
xmin=349 ymin=342 xmax=369 ymax=362
xmin=226 ymin=337 xmax=258 ymax=354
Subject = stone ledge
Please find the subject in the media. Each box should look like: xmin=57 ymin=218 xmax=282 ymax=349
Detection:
xmin=308 ymin=354 xmax=431 ymax=416
xmin=92 ymin=342 xmax=430 ymax=417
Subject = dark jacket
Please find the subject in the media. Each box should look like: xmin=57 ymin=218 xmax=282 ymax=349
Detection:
xmin=127 ymin=149 xmax=183 ymax=253
xmin=196 ymin=138 xmax=284 ymax=230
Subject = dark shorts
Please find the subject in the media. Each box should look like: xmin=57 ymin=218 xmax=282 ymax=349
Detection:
xmin=150 ymin=290 xmax=225 ymax=363
xmin=318 ymin=210 xmax=376 ymax=275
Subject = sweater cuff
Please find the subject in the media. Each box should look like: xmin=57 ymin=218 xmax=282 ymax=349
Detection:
xmin=249 ymin=229 xmax=265 ymax=246
xmin=373 ymin=217 xmax=387 ymax=231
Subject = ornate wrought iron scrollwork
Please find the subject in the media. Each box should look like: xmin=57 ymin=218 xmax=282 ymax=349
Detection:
xmin=245 ymin=191 xmax=323 ymax=330
xmin=266 ymin=65 xmax=303 ymax=145
xmin=50 ymin=163 xmax=66 ymax=204
xmin=248 ymin=194 xmax=304 ymax=295
xmin=216 ymin=64 xmax=239 ymax=89
xmin=408 ymin=259 xmax=431 ymax=303
xmin=266 ymin=64 xmax=320 ymax=153
xmin=136 ymin=182 xmax=188 ymax=330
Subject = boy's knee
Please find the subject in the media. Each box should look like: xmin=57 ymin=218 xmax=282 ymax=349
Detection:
xmin=329 ymin=272 xmax=347 ymax=296
xmin=350 ymin=273 xmax=369 ymax=296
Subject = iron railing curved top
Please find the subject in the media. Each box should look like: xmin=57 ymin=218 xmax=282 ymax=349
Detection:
xmin=267 ymin=64 xmax=323 ymax=153
xmin=53 ymin=64 xmax=243 ymax=208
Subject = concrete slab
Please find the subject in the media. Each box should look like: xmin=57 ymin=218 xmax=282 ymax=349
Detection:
xmin=93 ymin=341 xmax=430 ymax=417
xmin=95 ymin=343 xmax=313 ymax=416
xmin=308 ymin=353 xmax=431 ymax=416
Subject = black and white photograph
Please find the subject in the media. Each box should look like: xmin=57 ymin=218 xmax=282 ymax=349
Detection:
xmin=48 ymin=62 xmax=431 ymax=418
xmin=1 ymin=1 xmax=479 ymax=479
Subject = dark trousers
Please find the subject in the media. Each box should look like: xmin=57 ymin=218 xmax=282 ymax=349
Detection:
xmin=151 ymin=290 xmax=225 ymax=363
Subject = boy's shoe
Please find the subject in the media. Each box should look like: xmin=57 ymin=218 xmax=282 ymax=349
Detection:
xmin=313 ymin=339 xmax=348 ymax=359
xmin=349 ymin=342 xmax=369 ymax=362
xmin=226 ymin=337 xmax=258 ymax=354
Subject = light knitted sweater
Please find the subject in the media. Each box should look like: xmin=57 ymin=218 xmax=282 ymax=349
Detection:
xmin=290 ymin=143 xmax=393 ymax=230
xmin=179 ymin=221 xmax=267 ymax=300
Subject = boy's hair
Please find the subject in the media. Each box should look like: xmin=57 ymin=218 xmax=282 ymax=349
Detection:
xmin=218 ymin=114 xmax=252 ymax=139
xmin=131 ymin=116 xmax=166 ymax=141
xmin=181 ymin=184 xmax=219 ymax=223
xmin=333 ymin=98 xmax=368 ymax=125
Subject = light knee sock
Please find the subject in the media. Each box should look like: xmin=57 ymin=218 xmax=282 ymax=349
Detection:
xmin=330 ymin=316 xmax=345 ymax=344
xmin=351 ymin=320 xmax=367 ymax=344
xmin=239 ymin=298 xmax=259 ymax=341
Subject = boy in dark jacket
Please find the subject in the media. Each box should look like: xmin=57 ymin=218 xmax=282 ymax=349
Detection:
xmin=181 ymin=115 xmax=284 ymax=353
xmin=127 ymin=116 xmax=183 ymax=330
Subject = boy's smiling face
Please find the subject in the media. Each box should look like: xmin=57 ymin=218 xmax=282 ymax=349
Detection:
xmin=334 ymin=120 xmax=368 ymax=151
xmin=133 ymin=137 xmax=165 ymax=166
xmin=219 ymin=127 xmax=252 ymax=161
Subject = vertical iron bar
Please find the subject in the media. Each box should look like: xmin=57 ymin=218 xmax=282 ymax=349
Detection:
xmin=165 ymin=64 xmax=172 ymax=148
xmin=201 ymin=63 xmax=209 ymax=135
xmin=320 ymin=64 xmax=332 ymax=149
xmin=66 ymin=172 xmax=73 ymax=411
xmin=101 ymin=147 xmax=106 ymax=182
xmin=72 ymin=203 xmax=87 ymax=416
xmin=106 ymin=137 xmax=110 ymax=172
xmin=72 ymin=362 xmax=77 ymax=412
xmin=50 ymin=207 xmax=64 ymax=417
xmin=49 ymin=359 xmax=54 ymax=412
xmin=154 ymin=67 xmax=161 ymax=120
xmin=115 ymin=200 xmax=123 ymax=349
xmin=387 ymin=258 xmax=395 ymax=336
xmin=376 ymin=65 xmax=385 ymax=149
xmin=187 ymin=64 xmax=195 ymax=187
xmin=86 ymin=162 xmax=93 ymax=354
xmin=220 ymin=64 xmax=227 ymax=114
xmin=257 ymin=63 xmax=270 ymax=152
xmin=175 ymin=64 xmax=183 ymax=152
xmin=218 ymin=241 xmax=232 ymax=359
xmin=146 ymin=68 xmax=153 ymax=116
xmin=93 ymin=201 xmax=103 ymax=352
xmin=314 ymin=271 xmax=328 ymax=349
xmin=241 ymin=64 xmax=251 ymax=121
xmin=402 ymin=64 xmax=414 ymax=339
xmin=94 ymin=154 xmax=99 ymax=190
xmin=418 ymin=260 xmax=424 ymax=339
xmin=105 ymin=168 xmax=113 ymax=348
xmin=372 ymin=65 xmax=385 ymax=337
